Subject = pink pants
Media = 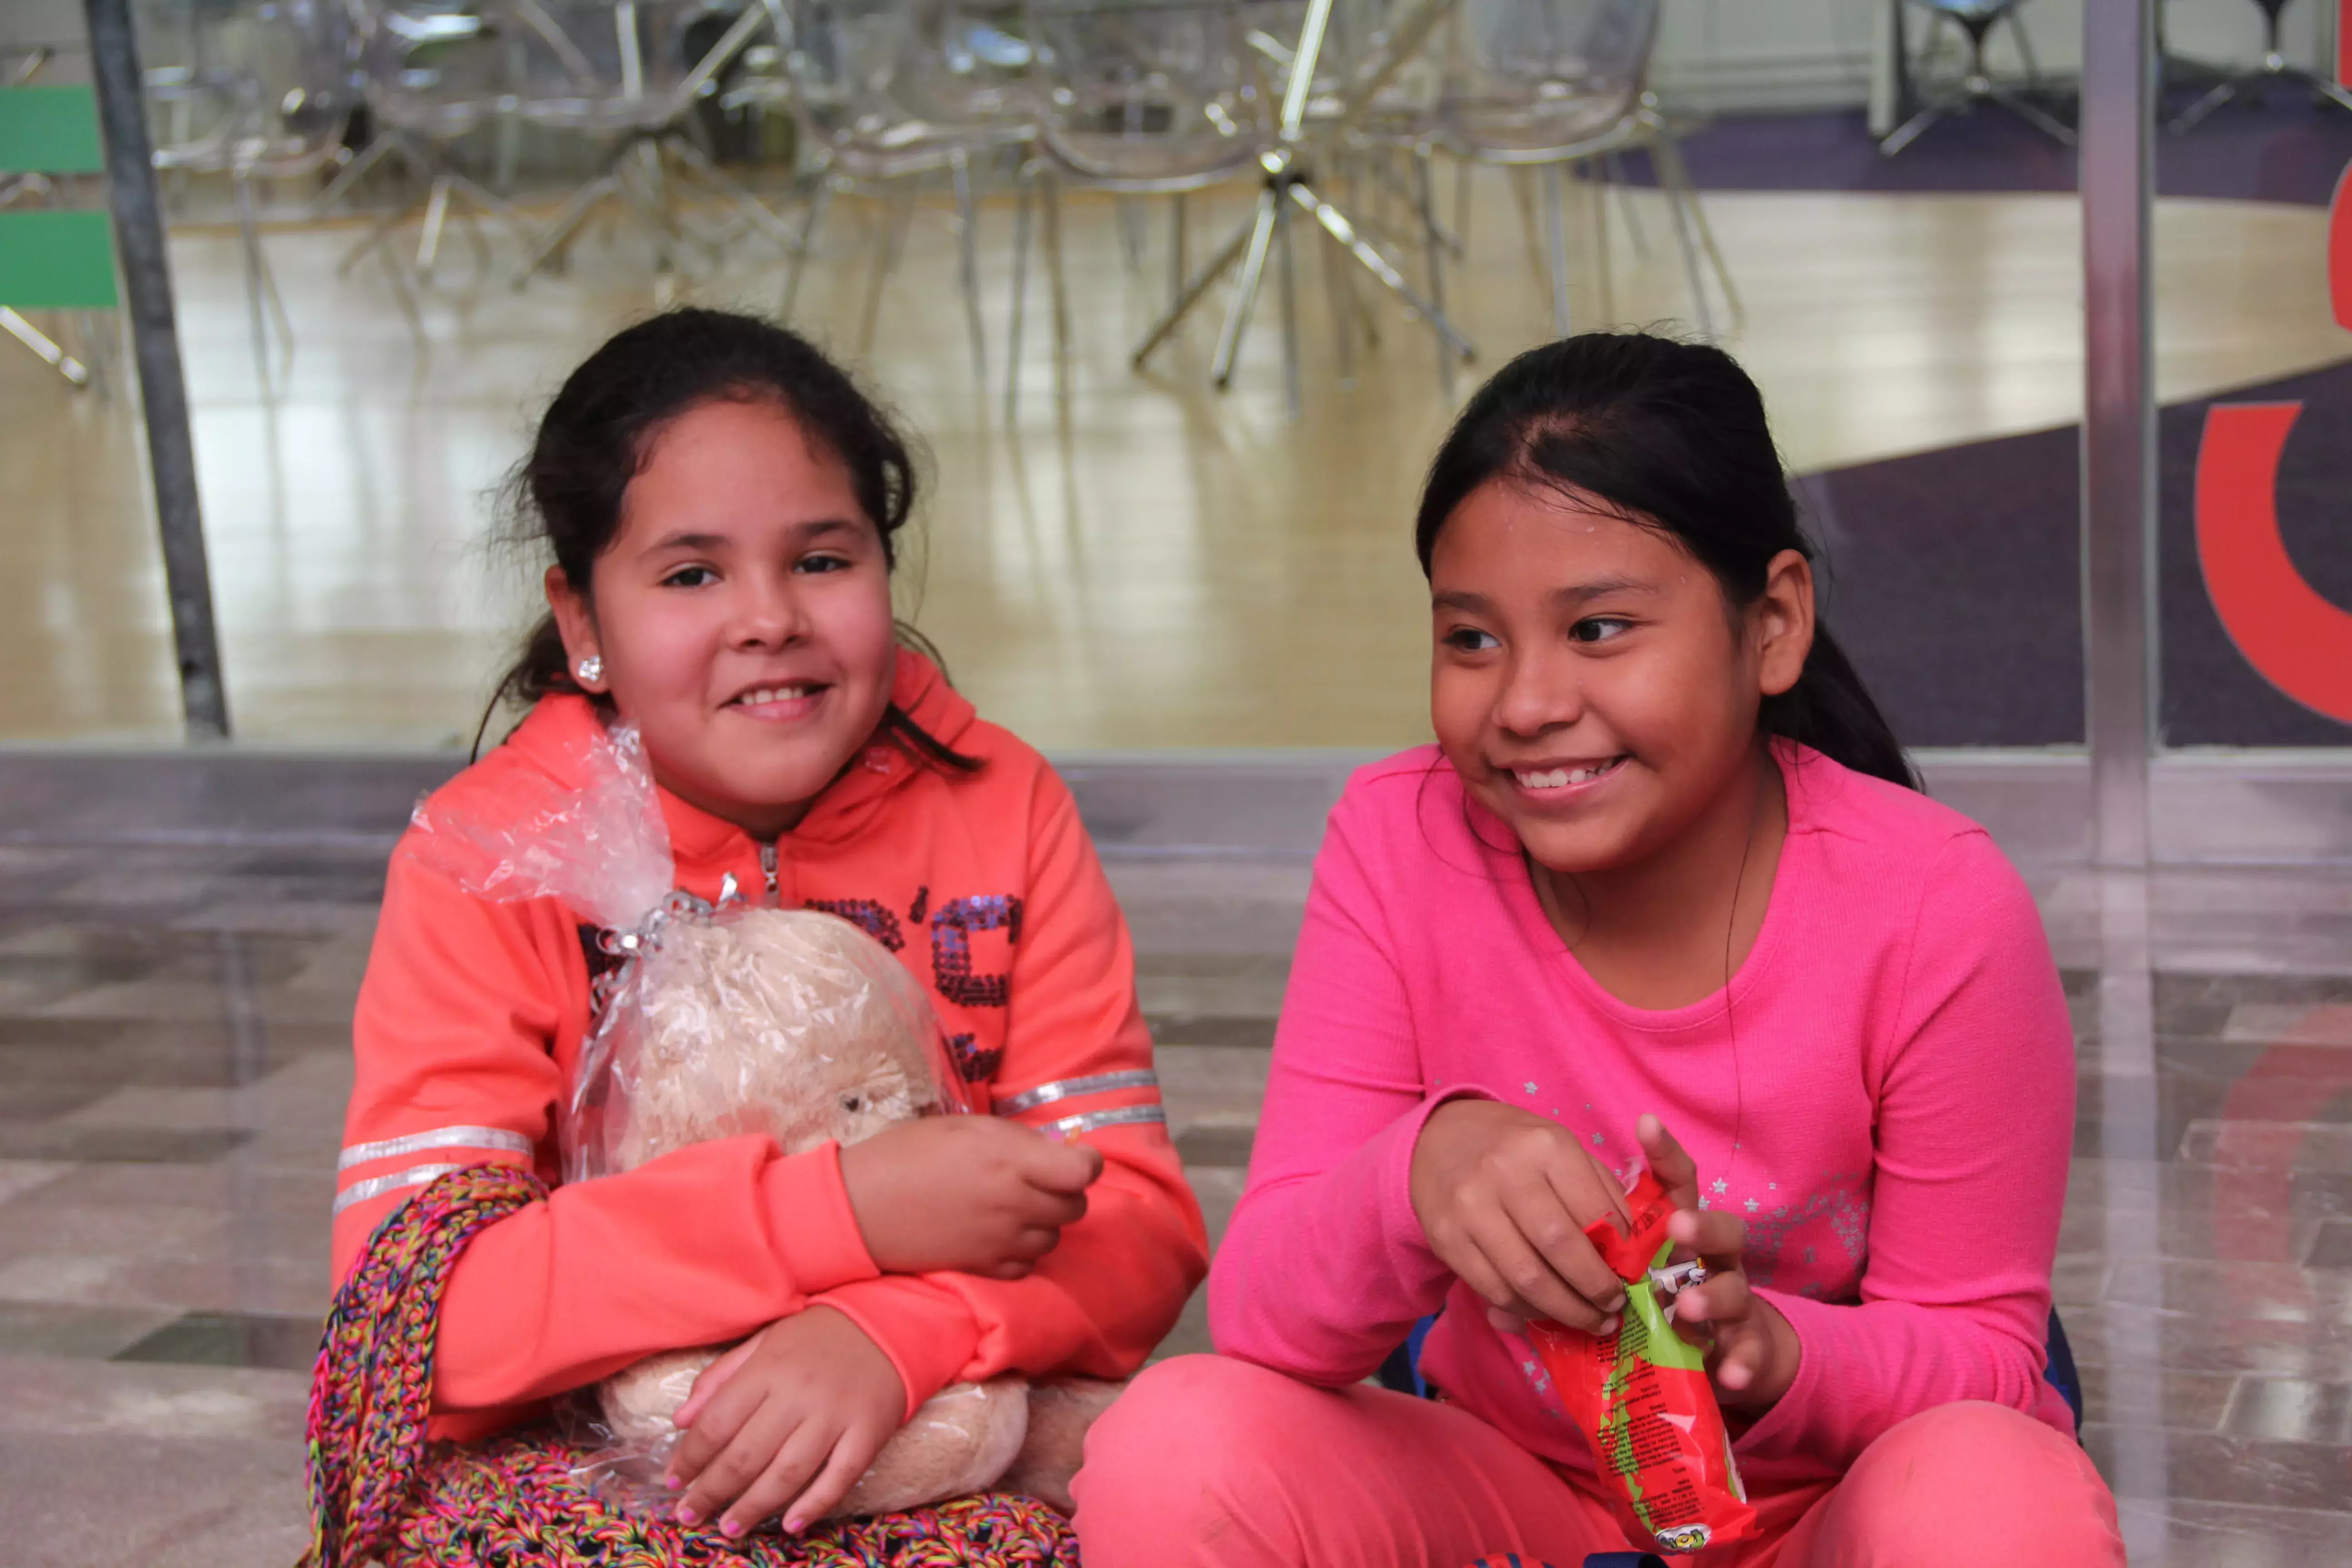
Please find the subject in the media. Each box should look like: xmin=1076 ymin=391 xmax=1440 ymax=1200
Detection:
xmin=1072 ymin=1356 xmax=2124 ymax=1568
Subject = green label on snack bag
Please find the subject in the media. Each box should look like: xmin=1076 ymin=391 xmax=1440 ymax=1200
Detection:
xmin=1594 ymin=1240 xmax=1712 ymax=1546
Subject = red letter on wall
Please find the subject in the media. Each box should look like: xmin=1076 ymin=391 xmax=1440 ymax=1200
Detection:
xmin=2191 ymin=160 xmax=2352 ymax=724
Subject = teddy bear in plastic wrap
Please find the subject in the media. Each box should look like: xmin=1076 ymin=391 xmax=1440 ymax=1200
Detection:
xmin=585 ymin=907 xmax=1119 ymax=1519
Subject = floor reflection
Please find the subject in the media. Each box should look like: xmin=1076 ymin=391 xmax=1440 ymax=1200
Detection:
xmin=3 ymin=181 xmax=2347 ymax=748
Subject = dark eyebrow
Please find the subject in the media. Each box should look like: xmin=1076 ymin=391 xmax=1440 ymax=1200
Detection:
xmin=1550 ymin=575 xmax=1653 ymax=608
xmin=1431 ymin=589 xmax=1493 ymax=614
xmin=639 ymin=519 xmax=861 ymax=557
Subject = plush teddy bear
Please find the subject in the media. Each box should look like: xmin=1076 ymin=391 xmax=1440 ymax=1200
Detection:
xmin=586 ymin=908 xmax=1118 ymax=1518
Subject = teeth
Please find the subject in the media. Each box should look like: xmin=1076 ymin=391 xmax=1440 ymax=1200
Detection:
xmin=735 ymin=685 xmax=813 ymax=706
xmin=1516 ymin=760 xmax=1617 ymax=790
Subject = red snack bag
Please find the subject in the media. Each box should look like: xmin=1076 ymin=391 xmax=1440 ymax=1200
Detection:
xmin=1525 ymin=1168 xmax=1757 ymax=1557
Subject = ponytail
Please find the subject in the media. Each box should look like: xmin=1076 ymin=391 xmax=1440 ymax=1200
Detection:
xmin=1415 ymin=333 xmax=1918 ymax=792
xmin=1761 ymin=626 xmax=1918 ymax=790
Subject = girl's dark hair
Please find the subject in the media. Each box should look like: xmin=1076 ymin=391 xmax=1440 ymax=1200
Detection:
xmin=484 ymin=307 xmax=978 ymax=772
xmin=1414 ymin=333 xmax=1918 ymax=791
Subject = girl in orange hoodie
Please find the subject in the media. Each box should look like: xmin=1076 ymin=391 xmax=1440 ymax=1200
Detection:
xmin=333 ymin=309 xmax=1207 ymax=1541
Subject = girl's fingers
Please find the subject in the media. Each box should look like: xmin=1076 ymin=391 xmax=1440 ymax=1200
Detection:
xmin=1673 ymin=1270 xmax=1754 ymax=1328
xmin=1711 ymin=1321 xmax=1772 ymax=1393
xmin=678 ymin=1401 xmax=798 ymax=1527
xmin=667 ymin=1378 xmax=760 ymax=1489
xmin=1635 ymin=1114 xmax=1700 ymax=1211
xmin=781 ymin=1426 xmax=888 ymax=1534
xmin=1664 ymin=1206 xmax=1748 ymax=1266
xmin=715 ymin=1418 xmax=834 ymax=1538
xmin=1469 ymin=1213 xmax=1617 ymax=1333
xmin=674 ymin=1336 xmax=764 ymax=1431
xmin=1501 ymin=1180 xmax=1627 ymax=1318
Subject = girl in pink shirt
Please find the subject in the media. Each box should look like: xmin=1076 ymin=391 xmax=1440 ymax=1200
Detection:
xmin=1075 ymin=335 xmax=2123 ymax=1567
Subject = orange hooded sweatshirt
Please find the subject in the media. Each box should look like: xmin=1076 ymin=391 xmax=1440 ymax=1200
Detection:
xmin=333 ymin=652 xmax=1207 ymax=1439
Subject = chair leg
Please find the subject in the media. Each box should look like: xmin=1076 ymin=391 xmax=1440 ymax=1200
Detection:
xmin=1649 ymin=122 xmax=1738 ymax=329
xmin=516 ymin=170 xmax=622 ymax=285
xmin=1169 ymin=192 xmax=1188 ymax=311
xmin=1452 ymin=152 xmax=1473 ymax=262
xmin=1210 ymin=186 xmax=1282 ymax=390
xmin=1649 ymin=133 xmax=1716 ymax=338
xmin=1542 ymin=162 xmax=1571 ymax=338
xmin=1587 ymin=160 xmax=1612 ymax=325
xmin=1006 ymin=163 xmax=1034 ymax=420
xmin=783 ymin=177 xmax=835 ymax=318
xmin=1318 ymin=193 xmax=1357 ymax=391
xmin=1115 ymin=195 xmax=1146 ymax=272
xmin=1289 ymin=181 xmax=1475 ymax=361
xmin=1132 ymin=204 xmax=1256 ymax=369
xmin=0 ymin=306 xmax=92 ymax=387
xmin=1415 ymin=148 xmax=1451 ymax=394
xmin=309 ymin=130 xmax=400 ymax=217
xmin=2005 ymin=8 xmax=2044 ymax=88
xmin=665 ymin=134 xmax=800 ymax=253
xmin=1606 ymin=150 xmax=1651 ymax=259
xmin=417 ymin=171 xmax=455 ymax=281
xmin=1988 ymin=84 xmax=2078 ymax=146
xmin=1274 ymin=180 xmax=1303 ymax=418
xmin=859 ymin=181 xmax=919 ymax=359
xmin=234 ymin=172 xmax=293 ymax=387
xmin=1043 ymin=169 xmax=1072 ymax=407
xmin=380 ymin=235 xmax=426 ymax=347
xmin=951 ymin=148 xmax=987 ymax=385
xmin=1509 ymin=165 xmax=1547 ymax=296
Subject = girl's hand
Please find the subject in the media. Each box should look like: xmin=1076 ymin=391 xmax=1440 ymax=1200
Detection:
xmin=839 ymin=1116 xmax=1104 ymax=1279
xmin=1408 ymin=1098 xmax=1636 ymax=1334
xmin=1636 ymin=1115 xmax=1802 ymax=1413
xmin=664 ymin=1305 xmax=905 ymax=1537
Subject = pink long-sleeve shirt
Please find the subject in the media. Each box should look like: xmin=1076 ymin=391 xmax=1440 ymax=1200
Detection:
xmin=1209 ymin=740 xmax=2078 ymax=1486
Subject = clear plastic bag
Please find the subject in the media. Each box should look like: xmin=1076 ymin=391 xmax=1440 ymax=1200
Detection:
xmin=407 ymin=717 xmax=978 ymax=1514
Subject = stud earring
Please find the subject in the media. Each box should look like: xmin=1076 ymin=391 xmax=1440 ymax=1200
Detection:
xmin=575 ymin=656 xmax=603 ymax=685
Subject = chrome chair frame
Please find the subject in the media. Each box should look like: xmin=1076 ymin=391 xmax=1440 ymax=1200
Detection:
xmin=2167 ymin=0 xmax=2352 ymax=132
xmin=511 ymin=0 xmax=801 ymax=284
xmin=313 ymin=5 xmax=529 ymax=290
xmin=1125 ymin=0 xmax=1476 ymax=415
xmin=764 ymin=0 xmax=1034 ymax=378
xmin=1004 ymin=0 xmax=1274 ymax=412
xmin=1879 ymin=0 xmax=2075 ymax=156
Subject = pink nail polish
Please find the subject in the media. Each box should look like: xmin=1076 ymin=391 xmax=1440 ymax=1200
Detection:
xmin=664 ymin=1474 xmax=682 ymax=1490
xmin=721 ymin=1518 xmax=745 ymax=1539
xmin=783 ymin=1515 xmax=807 ymax=1535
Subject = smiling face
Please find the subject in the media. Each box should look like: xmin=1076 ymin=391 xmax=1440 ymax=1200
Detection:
xmin=1427 ymin=477 xmax=1813 ymax=877
xmin=547 ymin=397 xmax=900 ymax=839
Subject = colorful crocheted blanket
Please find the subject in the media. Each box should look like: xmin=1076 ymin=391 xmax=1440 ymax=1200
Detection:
xmin=305 ymin=1163 xmax=1080 ymax=1568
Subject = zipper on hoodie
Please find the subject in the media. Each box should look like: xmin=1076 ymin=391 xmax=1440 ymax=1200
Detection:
xmin=760 ymin=841 xmax=779 ymax=902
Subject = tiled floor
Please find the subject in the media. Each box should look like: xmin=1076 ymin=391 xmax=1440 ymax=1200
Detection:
xmin=3 ymin=800 xmax=2351 ymax=1563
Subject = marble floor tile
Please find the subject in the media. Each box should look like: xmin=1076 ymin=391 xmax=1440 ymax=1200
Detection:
xmin=2219 ymin=1377 xmax=2352 ymax=1447
xmin=1 ymin=811 xmax=2349 ymax=1561
xmin=0 ymin=1354 xmax=309 ymax=1441
xmin=2117 ymin=1498 xmax=2352 ymax=1568
xmin=2083 ymin=1424 xmax=2352 ymax=1512
xmin=114 ymin=1310 xmax=323 ymax=1375
xmin=0 ymin=1300 xmax=181 ymax=1361
xmin=0 ymin=1433 xmax=312 ymax=1568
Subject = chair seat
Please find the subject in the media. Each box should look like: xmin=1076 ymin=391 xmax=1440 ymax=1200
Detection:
xmin=516 ymin=90 xmax=683 ymax=134
xmin=1040 ymin=127 xmax=1259 ymax=187
xmin=369 ymin=84 xmax=514 ymax=140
